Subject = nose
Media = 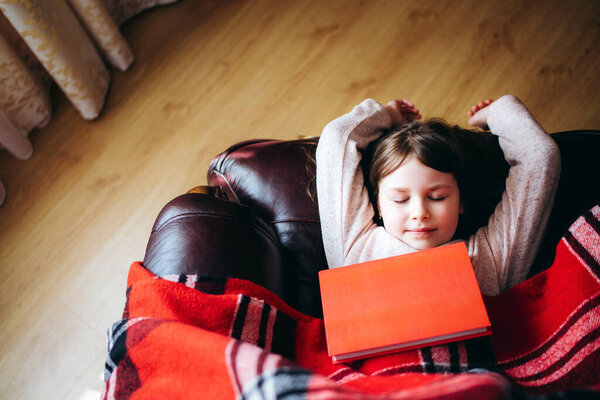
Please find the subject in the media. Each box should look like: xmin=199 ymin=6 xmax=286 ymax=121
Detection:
xmin=409 ymin=199 xmax=430 ymax=221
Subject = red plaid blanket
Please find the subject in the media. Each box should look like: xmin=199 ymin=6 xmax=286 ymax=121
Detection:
xmin=103 ymin=206 xmax=600 ymax=399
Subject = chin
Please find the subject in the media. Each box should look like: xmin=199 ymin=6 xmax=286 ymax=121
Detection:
xmin=412 ymin=243 xmax=436 ymax=251
xmin=403 ymin=237 xmax=444 ymax=251
xmin=400 ymin=238 xmax=432 ymax=250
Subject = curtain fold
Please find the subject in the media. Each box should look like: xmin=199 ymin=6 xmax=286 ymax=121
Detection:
xmin=2 ymin=0 xmax=111 ymax=120
xmin=0 ymin=0 xmax=177 ymax=205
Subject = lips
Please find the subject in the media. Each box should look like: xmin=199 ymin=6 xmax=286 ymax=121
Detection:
xmin=406 ymin=228 xmax=436 ymax=237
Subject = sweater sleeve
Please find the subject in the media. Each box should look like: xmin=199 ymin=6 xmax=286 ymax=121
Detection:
xmin=468 ymin=95 xmax=561 ymax=295
xmin=316 ymin=99 xmax=415 ymax=268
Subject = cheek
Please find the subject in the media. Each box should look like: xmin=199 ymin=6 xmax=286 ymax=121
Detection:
xmin=378 ymin=203 xmax=403 ymax=232
xmin=435 ymin=200 xmax=461 ymax=225
xmin=379 ymin=200 xmax=404 ymax=220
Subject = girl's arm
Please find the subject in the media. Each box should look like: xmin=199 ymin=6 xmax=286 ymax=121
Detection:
xmin=316 ymin=100 xmax=390 ymax=268
xmin=468 ymin=95 xmax=561 ymax=295
xmin=316 ymin=99 xmax=419 ymax=268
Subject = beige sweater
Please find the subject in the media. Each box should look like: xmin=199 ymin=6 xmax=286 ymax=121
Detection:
xmin=316 ymin=95 xmax=561 ymax=295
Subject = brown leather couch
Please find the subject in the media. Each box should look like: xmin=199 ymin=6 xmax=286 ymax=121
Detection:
xmin=143 ymin=130 xmax=600 ymax=317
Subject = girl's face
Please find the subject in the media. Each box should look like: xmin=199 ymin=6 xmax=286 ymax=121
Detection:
xmin=377 ymin=156 xmax=462 ymax=250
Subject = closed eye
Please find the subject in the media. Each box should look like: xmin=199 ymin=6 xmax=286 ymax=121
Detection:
xmin=429 ymin=196 xmax=446 ymax=202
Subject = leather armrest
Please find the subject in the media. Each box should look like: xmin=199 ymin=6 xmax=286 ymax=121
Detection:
xmin=143 ymin=193 xmax=286 ymax=300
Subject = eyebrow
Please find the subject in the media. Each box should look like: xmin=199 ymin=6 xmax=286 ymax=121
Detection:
xmin=387 ymin=184 xmax=452 ymax=192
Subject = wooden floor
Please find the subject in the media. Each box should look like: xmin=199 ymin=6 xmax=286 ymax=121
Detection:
xmin=0 ymin=0 xmax=598 ymax=398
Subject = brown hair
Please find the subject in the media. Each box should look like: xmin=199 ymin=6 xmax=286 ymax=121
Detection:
xmin=366 ymin=119 xmax=471 ymax=212
xmin=363 ymin=119 xmax=508 ymax=238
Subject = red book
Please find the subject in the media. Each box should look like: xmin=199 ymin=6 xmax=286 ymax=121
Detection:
xmin=319 ymin=242 xmax=492 ymax=363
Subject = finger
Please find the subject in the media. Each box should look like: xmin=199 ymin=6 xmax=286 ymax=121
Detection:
xmin=476 ymin=99 xmax=493 ymax=109
xmin=400 ymin=99 xmax=415 ymax=107
xmin=468 ymin=110 xmax=474 ymax=117
xmin=401 ymin=107 xmax=419 ymax=117
xmin=402 ymin=110 xmax=420 ymax=120
xmin=472 ymin=105 xmax=479 ymax=112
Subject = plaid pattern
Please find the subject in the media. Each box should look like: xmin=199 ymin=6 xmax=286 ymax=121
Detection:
xmin=103 ymin=206 xmax=600 ymax=399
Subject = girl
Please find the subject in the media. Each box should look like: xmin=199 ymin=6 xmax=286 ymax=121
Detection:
xmin=316 ymin=95 xmax=561 ymax=296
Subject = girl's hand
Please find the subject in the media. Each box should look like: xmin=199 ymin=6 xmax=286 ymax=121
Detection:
xmin=385 ymin=99 xmax=422 ymax=125
xmin=467 ymin=99 xmax=493 ymax=129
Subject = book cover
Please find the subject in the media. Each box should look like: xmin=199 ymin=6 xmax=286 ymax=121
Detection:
xmin=319 ymin=242 xmax=492 ymax=363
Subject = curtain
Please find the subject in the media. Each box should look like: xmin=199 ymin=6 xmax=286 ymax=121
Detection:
xmin=0 ymin=0 xmax=177 ymax=205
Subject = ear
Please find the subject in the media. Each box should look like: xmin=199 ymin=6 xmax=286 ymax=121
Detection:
xmin=376 ymin=202 xmax=384 ymax=224
xmin=459 ymin=202 xmax=465 ymax=214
